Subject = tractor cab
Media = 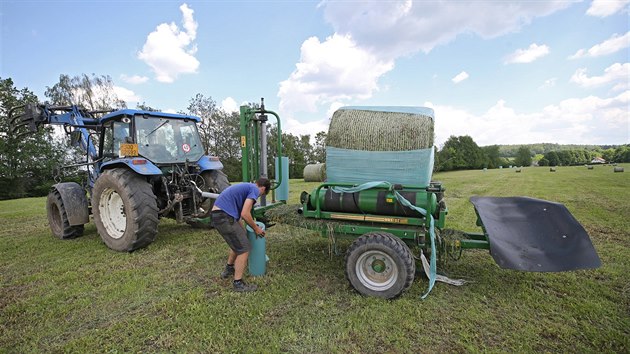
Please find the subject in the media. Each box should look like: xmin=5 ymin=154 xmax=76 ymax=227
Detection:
xmin=100 ymin=110 xmax=205 ymax=164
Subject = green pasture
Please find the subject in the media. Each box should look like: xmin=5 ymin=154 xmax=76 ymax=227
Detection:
xmin=1 ymin=164 xmax=628 ymax=352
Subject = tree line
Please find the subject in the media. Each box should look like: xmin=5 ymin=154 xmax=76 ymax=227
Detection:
xmin=435 ymin=135 xmax=630 ymax=171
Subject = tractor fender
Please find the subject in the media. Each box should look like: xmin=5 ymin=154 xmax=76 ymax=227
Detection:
xmin=52 ymin=182 xmax=89 ymax=226
xmin=100 ymin=158 xmax=162 ymax=176
xmin=197 ymin=155 xmax=224 ymax=172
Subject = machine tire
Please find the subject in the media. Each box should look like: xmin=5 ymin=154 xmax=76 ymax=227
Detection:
xmin=92 ymin=168 xmax=159 ymax=252
xmin=345 ymin=232 xmax=416 ymax=299
xmin=198 ymin=169 xmax=230 ymax=218
xmin=46 ymin=189 xmax=84 ymax=239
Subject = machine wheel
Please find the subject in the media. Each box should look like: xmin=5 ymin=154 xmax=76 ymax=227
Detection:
xmin=345 ymin=232 xmax=416 ymax=299
xmin=92 ymin=168 xmax=159 ymax=252
xmin=46 ymin=189 xmax=84 ymax=239
xmin=198 ymin=169 xmax=230 ymax=218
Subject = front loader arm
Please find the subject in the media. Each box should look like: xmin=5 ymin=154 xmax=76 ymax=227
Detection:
xmin=9 ymin=103 xmax=104 ymax=160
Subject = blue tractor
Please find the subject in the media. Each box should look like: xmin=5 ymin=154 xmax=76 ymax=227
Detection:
xmin=10 ymin=103 xmax=230 ymax=251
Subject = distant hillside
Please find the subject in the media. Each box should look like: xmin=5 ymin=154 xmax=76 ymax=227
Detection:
xmin=494 ymin=143 xmax=621 ymax=157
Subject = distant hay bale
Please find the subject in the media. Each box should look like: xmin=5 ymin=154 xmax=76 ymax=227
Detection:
xmin=550 ymin=167 xmax=556 ymax=172
xmin=303 ymin=163 xmax=326 ymax=182
xmin=327 ymin=107 xmax=434 ymax=151
xmin=516 ymin=168 xmax=522 ymax=173
xmin=614 ymin=167 xmax=624 ymax=173
xmin=587 ymin=165 xmax=594 ymax=170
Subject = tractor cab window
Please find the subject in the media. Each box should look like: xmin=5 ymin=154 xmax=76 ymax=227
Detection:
xmin=102 ymin=120 xmax=131 ymax=159
xmin=135 ymin=116 xmax=204 ymax=163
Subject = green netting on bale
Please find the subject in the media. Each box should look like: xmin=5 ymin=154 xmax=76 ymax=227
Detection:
xmin=327 ymin=107 xmax=434 ymax=151
xmin=303 ymin=163 xmax=326 ymax=182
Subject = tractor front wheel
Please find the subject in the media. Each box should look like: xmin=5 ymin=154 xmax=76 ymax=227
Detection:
xmin=46 ymin=189 xmax=84 ymax=239
xmin=345 ymin=232 xmax=416 ymax=299
xmin=92 ymin=168 xmax=159 ymax=252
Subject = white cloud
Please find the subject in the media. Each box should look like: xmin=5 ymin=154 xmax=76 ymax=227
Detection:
xmin=280 ymin=2 xmax=572 ymax=115
xmin=504 ymin=43 xmax=550 ymax=64
xmin=283 ymin=116 xmax=329 ymax=138
xmin=321 ymin=1 xmax=571 ymax=58
xmin=221 ymin=97 xmax=238 ymax=113
xmin=433 ymin=90 xmax=630 ymax=146
xmin=570 ymin=62 xmax=630 ymax=89
xmin=586 ymin=0 xmax=630 ymax=17
xmin=138 ymin=3 xmax=199 ymax=83
xmin=278 ymin=34 xmax=394 ymax=114
xmin=452 ymin=71 xmax=469 ymax=84
xmin=326 ymin=102 xmax=345 ymax=119
xmin=539 ymin=78 xmax=557 ymax=89
xmin=120 ymin=74 xmax=149 ymax=84
xmin=569 ymin=31 xmax=630 ymax=59
xmin=113 ymin=86 xmax=141 ymax=103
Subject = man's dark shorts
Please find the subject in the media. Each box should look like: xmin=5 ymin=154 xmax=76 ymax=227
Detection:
xmin=211 ymin=210 xmax=250 ymax=255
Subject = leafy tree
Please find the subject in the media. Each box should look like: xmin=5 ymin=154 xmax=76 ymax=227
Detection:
xmin=44 ymin=73 xmax=126 ymax=172
xmin=0 ymin=78 xmax=65 ymax=199
xmin=212 ymin=110 xmax=241 ymax=180
xmin=313 ymin=131 xmax=327 ymax=163
xmin=544 ymin=151 xmax=559 ymax=166
xmin=267 ymin=126 xmax=314 ymax=179
xmin=186 ymin=94 xmax=241 ymax=180
xmin=437 ymin=135 xmax=484 ymax=171
xmin=613 ymin=145 xmax=630 ymax=163
xmin=514 ymin=146 xmax=532 ymax=167
xmin=601 ymin=148 xmax=615 ymax=162
xmin=481 ymin=145 xmax=504 ymax=169
xmin=45 ymin=73 xmax=125 ymax=111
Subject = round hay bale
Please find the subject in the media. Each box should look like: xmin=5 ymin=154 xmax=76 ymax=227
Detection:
xmin=303 ymin=163 xmax=326 ymax=182
xmin=550 ymin=167 xmax=556 ymax=172
xmin=515 ymin=168 xmax=522 ymax=173
xmin=587 ymin=165 xmax=594 ymax=170
xmin=327 ymin=107 xmax=434 ymax=151
xmin=614 ymin=167 xmax=624 ymax=173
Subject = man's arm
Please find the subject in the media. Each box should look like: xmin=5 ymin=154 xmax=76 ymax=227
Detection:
xmin=241 ymin=198 xmax=265 ymax=236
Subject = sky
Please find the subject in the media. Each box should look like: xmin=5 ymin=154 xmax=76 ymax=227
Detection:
xmin=1 ymin=0 xmax=629 ymax=147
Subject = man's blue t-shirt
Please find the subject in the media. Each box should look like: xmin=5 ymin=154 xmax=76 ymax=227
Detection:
xmin=214 ymin=183 xmax=260 ymax=220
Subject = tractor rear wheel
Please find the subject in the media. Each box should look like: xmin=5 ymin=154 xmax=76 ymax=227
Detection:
xmin=46 ymin=189 xmax=84 ymax=239
xmin=198 ymin=169 xmax=230 ymax=218
xmin=92 ymin=168 xmax=159 ymax=252
xmin=345 ymin=232 xmax=416 ymax=299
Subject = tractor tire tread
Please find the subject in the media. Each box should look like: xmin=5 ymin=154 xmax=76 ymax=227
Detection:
xmin=46 ymin=189 xmax=84 ymax=239
xmin=93 ymin=168 xmax=158 ymax=252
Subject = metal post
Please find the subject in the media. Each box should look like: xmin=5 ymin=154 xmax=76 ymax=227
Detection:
xmin=259 ymin=98 xmax=268 ymax=206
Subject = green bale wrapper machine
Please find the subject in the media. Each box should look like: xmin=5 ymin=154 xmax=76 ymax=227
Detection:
xmin=205 ymin=101 xmax=601 ymax=299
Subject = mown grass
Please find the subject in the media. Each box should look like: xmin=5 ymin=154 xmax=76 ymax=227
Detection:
xmin=1 ymin=164 xmax=628 ymax=352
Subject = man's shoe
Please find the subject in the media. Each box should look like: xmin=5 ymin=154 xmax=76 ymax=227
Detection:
xmin=220 ymin=265 xmax=235 ymax=279
xmin=233 ymin=280 xmax=257 ymax=292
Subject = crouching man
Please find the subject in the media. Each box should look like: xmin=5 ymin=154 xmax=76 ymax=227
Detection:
xmin=211 ymin=177 xmax=270 ymax=292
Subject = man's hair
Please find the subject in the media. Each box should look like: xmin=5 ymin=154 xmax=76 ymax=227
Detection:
xmin=256 ymin=177 xmax=271 ymax=195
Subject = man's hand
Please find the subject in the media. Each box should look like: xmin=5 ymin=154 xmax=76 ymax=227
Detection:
xmin=254 ymin=226 xmax=266 ymax=237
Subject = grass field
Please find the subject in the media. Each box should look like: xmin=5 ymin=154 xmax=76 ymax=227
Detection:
xmin=1 ymin=164 xmax=629 ymax=352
